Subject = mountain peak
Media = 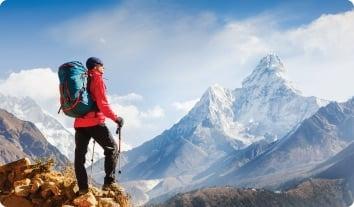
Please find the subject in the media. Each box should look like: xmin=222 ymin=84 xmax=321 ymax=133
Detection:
xmin=199 ymin=84 xmax=233 ymax=105
xmin=242 ymin=54 xmax=288 ymax=89
xmin=258 ymin=53 xmax=284 ymax=70
xmin=207 ymin=83 xmax=225 ymax=95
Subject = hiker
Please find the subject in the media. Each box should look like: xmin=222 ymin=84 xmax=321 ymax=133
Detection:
xmin=73 ymin=57 xmax=124 ymax=195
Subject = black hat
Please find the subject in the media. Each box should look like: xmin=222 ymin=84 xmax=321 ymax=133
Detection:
xmin=86 ymin=57 xmax=103 ymax=70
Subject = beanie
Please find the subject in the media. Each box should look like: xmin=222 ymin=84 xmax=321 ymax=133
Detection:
xmin=86 ymin=57 xmax=103 ymax=70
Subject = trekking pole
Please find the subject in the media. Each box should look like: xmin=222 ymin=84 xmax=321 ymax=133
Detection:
xmin=90 ymin=140 xmax=96 ymax=185
xmin=116 ymin=127 xmax=122 ymax=174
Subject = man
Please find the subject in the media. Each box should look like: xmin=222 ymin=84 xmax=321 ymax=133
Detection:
xmin=74 ymin=57 xmax=124 ymax=194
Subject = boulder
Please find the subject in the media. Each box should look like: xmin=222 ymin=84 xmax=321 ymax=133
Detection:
xmin=2 ymin=195 xmax=33 ymax=207
xmin=99 ymin=197 xmax=120 ymax=207
xmin=0 ymin=158 xmax=131 ymax=207
xmin=40 ymin=181 xmax=61 ymax=198
xmin=0 ymin=158 xmax=31 ymax=173
xmin=13 ymin=178 xmax=31 ymax=197
xmin=30 ymin=177 xmax=44 ymax=193
xmin=73 ymin=192 xmax=98 ymax=207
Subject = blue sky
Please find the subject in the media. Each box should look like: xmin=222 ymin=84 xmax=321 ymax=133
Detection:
xmin=0 ymin=0 xmax=351 ymax=74
xmin=0 ymin=0 xmax=354 ymax=147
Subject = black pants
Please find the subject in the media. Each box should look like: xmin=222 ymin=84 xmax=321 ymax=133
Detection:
xmin=74 ymin=123 xmax=118 ymax=190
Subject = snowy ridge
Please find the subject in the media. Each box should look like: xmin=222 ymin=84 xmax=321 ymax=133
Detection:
xmin=186 ymin=54 xmax=328 ymax=146
xmin=232 ymin=54 xmax=327 ymax=142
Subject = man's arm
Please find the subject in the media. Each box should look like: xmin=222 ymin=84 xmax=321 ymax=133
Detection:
xmin=93 ymin=77 xmax=118 ymax=122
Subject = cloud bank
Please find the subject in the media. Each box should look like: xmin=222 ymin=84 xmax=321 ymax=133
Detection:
xmin=51 ymin=2 xmax=354 ymax=102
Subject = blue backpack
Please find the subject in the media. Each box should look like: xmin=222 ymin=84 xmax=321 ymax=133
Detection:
xmin=57 ymin=61 xmax=95 ymax=118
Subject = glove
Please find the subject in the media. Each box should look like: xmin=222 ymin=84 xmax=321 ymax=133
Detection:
xmin=115 ymin=117 xmax=124 ymax=128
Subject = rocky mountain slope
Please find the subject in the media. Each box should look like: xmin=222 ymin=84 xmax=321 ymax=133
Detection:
xmin=313 ymin=141 xmax=354 ymax=194
xmin=213 ymin=97 xmax=354 ymax=189
xmin=0 ymin=109 xmax=69 ymax=169
xmin=0 ymin=94 xmax=75 ymax=160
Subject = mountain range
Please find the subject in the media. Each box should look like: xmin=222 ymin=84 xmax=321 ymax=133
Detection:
xmin=2 ymin=54 xmax=352 ymax=206
xmin=90 ymin=54 xmax=332 ymax=205
xmin=207 ymin=97 xmax=354 ymax=189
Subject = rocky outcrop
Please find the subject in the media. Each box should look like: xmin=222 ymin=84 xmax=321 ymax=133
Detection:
xmin=0 ymin=158 xmax=131 ymax=207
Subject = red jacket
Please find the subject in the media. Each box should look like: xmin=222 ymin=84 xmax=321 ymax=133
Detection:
xmin=74 ymin=70 xmax=118 ymax=128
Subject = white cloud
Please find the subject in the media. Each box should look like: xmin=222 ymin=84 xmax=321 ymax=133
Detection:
xmin=348 ymin=0 xmax=354 ymax=6
xmin=51 ymin=4 xmax=354 ymax=102
xmin=106 ymin=98 xmax=167 ymax=146
xmin=273 ymin=11 xmax=354 ymax=101
xmin=110 ymin=93 xmax=143 ymax=104
xmin=0 ymin=0 xmax=5 ymax=6
xmin=0 ymin=68 xmax=58 ymax=110
xmin=0 ymin=68 xmax=166 ymax=147
xmin=140 ymin=105 xmax=164 ymax=119
xmin=173 ymin=99 xmax=199 ymax=113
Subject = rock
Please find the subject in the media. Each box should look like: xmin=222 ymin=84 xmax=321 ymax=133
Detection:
xmin=0 ymin=158 xmax=31 ymax=173
xmin=30 ymin=177 xmax=44 ymax=193
xmin=0 ymin=172 xmax=8 ymax=189
xmin=99 ymin=198 xmax=120 ymax=207
xmin=13 ymin=178 xmax=31 ymax=197
xmin=2 ymin=195 xmax=33 ymax=207
xmin=40 ymin=181 xmax=61 ymax=198
xmin=30 ymin=197 xmax=44 ymax=206
xmin=0 ymin=158 xmax=131 ymax=207
xmin=62 ymin=182 xmax=77 ymax=200
xmin=7 ymin=171 xmax=15 ymax=184
xmin=73 ymin=192 xmax=98 ymax=207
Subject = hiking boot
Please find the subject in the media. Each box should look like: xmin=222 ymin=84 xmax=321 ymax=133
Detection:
xmin=102 ymin=182 xmax=123 ymax=192
xmin=77 ymin=188 xmax=89 ymax=196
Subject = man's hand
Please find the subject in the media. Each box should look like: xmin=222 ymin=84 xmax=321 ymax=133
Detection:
xmin=115 ymin=117 xmax=124 ymax=128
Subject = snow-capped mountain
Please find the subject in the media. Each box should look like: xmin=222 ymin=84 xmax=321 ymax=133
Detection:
xmin=0 ymin=93 xmax=75 ymax=159
xmin=92 ymin=54 xmax=327 ymax=205
xmin=122 ymin=54 xmax=326 ymax=179
xmin=213 ymin=97 xmax=354 ymax=189
xmin=232 ymin=54 xmax=327 ymax=142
